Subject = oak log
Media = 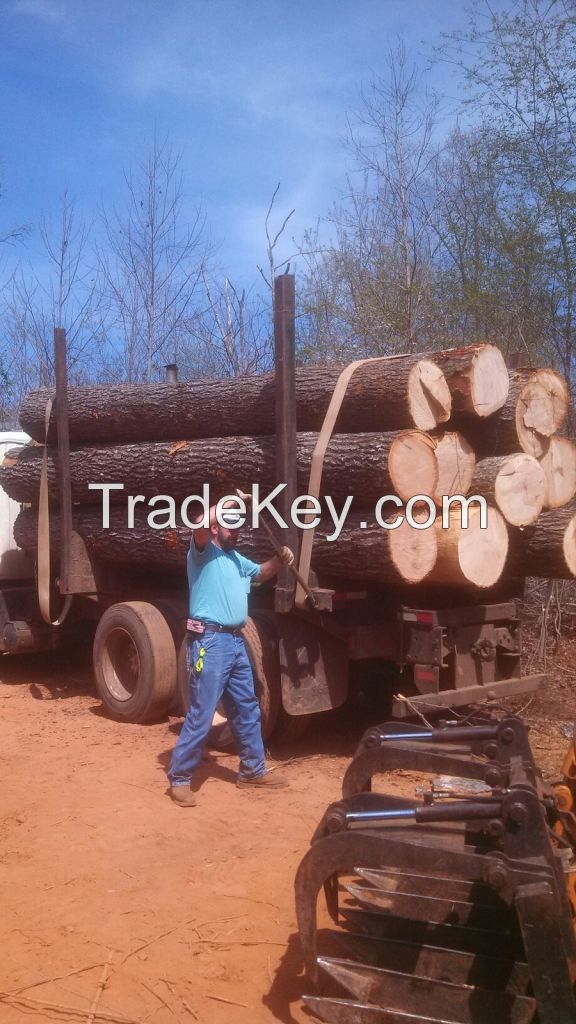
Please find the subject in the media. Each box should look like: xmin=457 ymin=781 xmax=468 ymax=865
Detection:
xmin=539 ymin=436 xmax=576 ymax=509
xmin=450 ymin=372 xmax=557 ymax=458
xmin=12 ymin=507 xmax=430 ymax=586
xmin=427 ymin=505 xmax=509 ymax=588
xmin=472 ymin=454 xmax=547 ymax=527
xmin=432 ymin=432 xmax=476 ymax=504
xmin=507 ymin=503 xmax=576 ymax=578
xmin=19 ymin=344 xmax=508 ymax=446
xmin=1 ymin=431 xmax=437 ymax=508
xmin=433 ymin=344 xmax=509 ymax=417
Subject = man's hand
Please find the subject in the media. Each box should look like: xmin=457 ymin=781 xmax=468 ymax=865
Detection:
xmin=278 ymin=546 xmax=295 ymax=567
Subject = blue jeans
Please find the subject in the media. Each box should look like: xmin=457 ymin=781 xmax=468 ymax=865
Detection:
xmin=168 ymin=631 xmax=266 ymax=786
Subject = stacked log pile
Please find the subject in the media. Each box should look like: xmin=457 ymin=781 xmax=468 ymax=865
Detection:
xmin=3 ymin=342 xmax=576 ymax=593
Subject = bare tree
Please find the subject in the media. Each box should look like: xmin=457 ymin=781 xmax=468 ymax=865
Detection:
xmin=1 ymin=191 xmax=104 ymax=420
xmin=189 ymin=271 xmax=272 ymax=378
xmin=256 ymin=182 xmax=295 ymax=299
xmin=298 ymin=43 xmax=440 ymax=361
xmin=98 ymin=136 xmax=209 ymax=383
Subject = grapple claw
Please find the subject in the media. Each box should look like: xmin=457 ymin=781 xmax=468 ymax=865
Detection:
xmin=295 ymin=714 xmax=576 ymax=1022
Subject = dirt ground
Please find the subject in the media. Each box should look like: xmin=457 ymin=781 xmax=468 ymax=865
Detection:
xmin=0 ymin=640 xmax=573 ymax=1024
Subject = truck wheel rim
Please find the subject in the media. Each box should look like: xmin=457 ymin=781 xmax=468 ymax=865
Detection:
xmin=102 ymin=627 xmax=141 ymax=702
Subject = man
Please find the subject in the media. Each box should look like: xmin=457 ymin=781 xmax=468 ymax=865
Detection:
xmin=168 ymin=501 xmax=294 ymax=807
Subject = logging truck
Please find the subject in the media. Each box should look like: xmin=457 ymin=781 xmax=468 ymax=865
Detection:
xmin=0 ymin=275 xmax=551 ymax=741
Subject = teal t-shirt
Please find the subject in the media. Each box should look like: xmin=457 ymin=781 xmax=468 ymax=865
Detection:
xmin=187 ymin=539 xmax=260 ymax=626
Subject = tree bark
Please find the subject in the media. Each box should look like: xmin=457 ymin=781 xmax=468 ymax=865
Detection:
xmin=472 ymin=454 xmax=546 ymax=526
xmin=1 ymin=431 xmax=436 ymax=508
xmin=507 ymin=504 xmax=576 ymax=578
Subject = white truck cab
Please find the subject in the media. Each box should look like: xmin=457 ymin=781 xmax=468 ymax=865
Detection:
xmin=0 ymin=431 xmax=33 ymax=582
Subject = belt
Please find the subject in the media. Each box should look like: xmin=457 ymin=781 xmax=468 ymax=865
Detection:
xmin=188 ymin=620 xmax=244 ymax=636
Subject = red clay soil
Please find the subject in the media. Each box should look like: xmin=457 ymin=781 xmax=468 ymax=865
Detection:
xmin=0 ymin=642 xmax=572 ymax=1024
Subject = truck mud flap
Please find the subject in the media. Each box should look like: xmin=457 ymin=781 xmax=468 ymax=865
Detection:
xmin=279 ymin=616 xmax=348 ymax=715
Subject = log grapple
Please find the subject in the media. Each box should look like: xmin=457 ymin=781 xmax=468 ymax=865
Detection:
xmin=295 ymin=715 xmax=576 ymax=1023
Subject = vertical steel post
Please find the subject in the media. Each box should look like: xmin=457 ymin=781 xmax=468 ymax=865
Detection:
xmin=274 ymin=274 xmax=298 ymax=612
xmin=54 ymin=327 xmax=73 ymax=594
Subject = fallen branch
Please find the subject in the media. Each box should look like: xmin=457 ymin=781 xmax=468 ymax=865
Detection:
xmin=10 ymin=962 xmax=108 ymax=996
xmin=86 ymin=953 xmax=113 ymax=1024
xmin=0 ymin=989 xmax=144 ymax=1024
xmin=207 ymin=994 xmax=250 ymax=1009
xmin=119 ymin=918 xmax=198 ymax=966
xmin=162 ymin=980 xmax=198 ymax=1021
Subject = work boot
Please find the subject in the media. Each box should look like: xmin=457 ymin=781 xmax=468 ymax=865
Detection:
xmin=237 ymin=771 xmax=289 ymax=790
xmin=170 ymin=786 xmax=197 ymax=807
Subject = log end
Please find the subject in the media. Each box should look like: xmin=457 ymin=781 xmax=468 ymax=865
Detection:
xmin=494 ymin=453 xmax=547 ymax=527
xmin=433 ymin=432 xmax=476 ymax=504
xmin=515 ymin=381 xmax=556 ymax=456
xmin=388 ymin=430 xmax=438 ymax=503
xmin=430 ymin=504 xmax=509 ymax=588
xmin=540 ymin=436 xmax=576 ymax=509
xmin=388 ymin=510 xmax=438 ymax=584
xmin=407 ymin=360 xmax=451 ymax=430
xmin=459 ymin=505 xmax=509 ymax=587
xmin=470 ymin=345 xmax=509 ymax=417
xmin=532 ymin=368 xmax=570 ymax=432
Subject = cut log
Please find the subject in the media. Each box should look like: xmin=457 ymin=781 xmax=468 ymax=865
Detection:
xmin=12 ymin=507 xmax=426 ymax=586
xmin=515 ymin=379 xmax=556 ymax=455
xmin=432 ymin=432 xmax=476 ymax=504
xmin=452 ymin=372 xmax=557 ymax=458
xmin=427 ymin=504 xmax=509 ymax=588
xmin=433 ymin=344 xmax=509 ymax=417
xmin=407 ymin=360 xmax=451 ymax=430
xmin=507 ymin=503 xmax=576 ymax=578
xmin=19 ymin=345 xmax=508 ymax=446
xmin=387 ymin=431 xmax=438 ymax=503
xmin=388 ymin=506 xmax=438 ymax=583
xmin=19 ymin=357 xmax=451 ymax=444
xmin=528 ymin=368 xmax=570 ymax=432
xmin=539 ymin=436 xmax=576 ymax=509
xmin=472 ymin=454 xmax=547 ymax=527
xmin=1 ymin=431 xmax=436 ymax=508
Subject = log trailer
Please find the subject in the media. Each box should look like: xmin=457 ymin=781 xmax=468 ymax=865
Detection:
xmin=0 ymin=275 xmax=546 ymax=737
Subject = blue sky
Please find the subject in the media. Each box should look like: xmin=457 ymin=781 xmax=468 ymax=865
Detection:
xmin=0 ymin=0 xmax=478 ymax=290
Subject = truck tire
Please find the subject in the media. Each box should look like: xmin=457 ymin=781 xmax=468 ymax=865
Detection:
xmin=152 ymin=599 xmax=187 ymax=715
xmin=93 ymin=602 xmax=177 ymax=723
xmin=175 ymin=613 xmax=281 ymax=749
xmin=273 ymin=706 xmax=311 ymax=744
